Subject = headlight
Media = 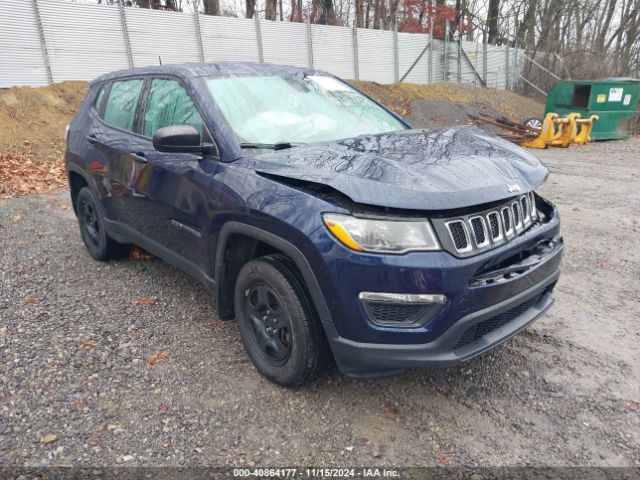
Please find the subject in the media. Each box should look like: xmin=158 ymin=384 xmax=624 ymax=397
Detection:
xmin=322 ymin=213 xmax=441 ymax=254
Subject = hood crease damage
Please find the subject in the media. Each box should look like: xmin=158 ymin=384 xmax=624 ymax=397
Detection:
xmin=246 ymin=126 xmax=548 ymax=211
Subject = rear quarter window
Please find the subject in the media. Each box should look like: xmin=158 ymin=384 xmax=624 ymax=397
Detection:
xmin=93 ymin=85 xmax=106 ymax=114
xmin=103 ymin=79 xmax=144 ymax=131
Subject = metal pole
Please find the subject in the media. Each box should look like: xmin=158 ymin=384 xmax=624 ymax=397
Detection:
xmin=118 ymin=0 xmax=134 ymax=68
xmin=513 ymin=37 xmax=518 ymax=90
xmin=31 ymin=0 xmax=53 ymax=84
xmin=517 ymin=73 xmax=547 ymax=96
xmin=254 ymin=14 xmax=264 ymax=63
xmin=428 ymin=16 xmax=433 ymax=84
xmin=482 ymin=30 xmax=487 ymax=86
xmin=393 ymin=22 xmax=399 ymax=83
xmin=474 ymin=40 xmax=479 ymax=86
xmin=352 ymin=23 xmax=359 ymax=80
xmin=399 ymin=39 xmax=431 ymax=83
xmin=521 ymin=52 xmax=561 ymax=80
xmin=193 ymin=0 xmax=205 ymax=63
xmin=444 ymin=19 xmax=450 ymax=82
xmin=505 ymin=18 xmax=510 ymax=90
xmin=306 ymin=18 xmax=314 ymax=68
xmin=456 ymin=20 xmax=461 ymax=82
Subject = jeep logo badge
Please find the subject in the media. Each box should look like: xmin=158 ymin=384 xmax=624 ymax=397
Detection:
xmin=507 ymin=184 xmax=521 ymax=193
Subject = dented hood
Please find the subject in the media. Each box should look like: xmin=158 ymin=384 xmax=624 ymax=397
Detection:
xmin=246 ymin=126 xmax=549 ymax=210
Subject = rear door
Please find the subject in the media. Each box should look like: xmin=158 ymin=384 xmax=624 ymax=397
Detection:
xmin=86 ymin=77 xmax=150 ymax=232
xmin=131 ymin=76 xmax=219 ymax=268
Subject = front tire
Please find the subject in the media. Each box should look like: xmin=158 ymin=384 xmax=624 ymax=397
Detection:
xmin=234 ymin=255 xmax=329 ymax=386
xmin=76 ymin=187 xmax=125 ymax=261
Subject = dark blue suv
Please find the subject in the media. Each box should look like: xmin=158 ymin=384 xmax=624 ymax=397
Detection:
xmin=65 ymin=63 xmax=563 ymax=386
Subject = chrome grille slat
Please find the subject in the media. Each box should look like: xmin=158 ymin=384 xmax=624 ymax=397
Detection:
xmin=445 ymin=220 xmax=472 ymax=254
xmin=512 ymin=201 xmax=523 ymax=232
xmin=469 ymin=216 xmax=490 ymax=249
xmin=502 ymin=206 xmax=514 ymax=238
xmin=529 ymin=192 xmax=538 ymax=219
xmin=521 ymin=196 xmax=531 ymax=226
xmin=486 ymin=211 xmax=503 ymax=243
xmin=441 ymin=194 xmax=538 ymax=257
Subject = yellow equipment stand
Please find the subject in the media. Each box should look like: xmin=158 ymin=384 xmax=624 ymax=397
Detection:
xmin=521 ymin=112 xmax=599 ymax=149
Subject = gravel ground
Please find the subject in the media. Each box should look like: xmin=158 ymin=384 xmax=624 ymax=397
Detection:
xmin=1 ymin=140 xmax=639 ymax=470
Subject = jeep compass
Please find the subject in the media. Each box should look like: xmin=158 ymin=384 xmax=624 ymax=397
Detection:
xmin=65 ymin=63 xmax=563 ymax=386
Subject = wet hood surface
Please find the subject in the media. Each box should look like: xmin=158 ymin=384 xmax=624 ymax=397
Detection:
xmin=247 ymin=126 xmax=549 ymax=211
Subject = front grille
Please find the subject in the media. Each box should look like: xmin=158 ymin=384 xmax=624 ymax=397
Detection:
xmin=447 ymin=221 xmax=469 ymax=251
xmin=455 ymin=293 xmax=543 ymax=349
xmin=438 ymin=194 xmax=539 ymax=256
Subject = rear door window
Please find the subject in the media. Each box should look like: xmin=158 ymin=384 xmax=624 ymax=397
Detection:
xmin=103 ymin=79 xmax=144 ymax=131
xmin=143 ymin=79 xmax=204 ymax=137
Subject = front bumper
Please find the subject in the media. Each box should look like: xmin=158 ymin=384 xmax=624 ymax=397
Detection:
xmin=310 ymin=198 xmax=563 ymax=377
xmin=324 ymin=268 xmax=558 ymax=377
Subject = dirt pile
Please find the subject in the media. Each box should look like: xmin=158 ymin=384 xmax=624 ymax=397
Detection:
xmin=351 ymin=80 xmax=544 ymax=128
xmin=0 ymin=81 xmax=87 ymax=160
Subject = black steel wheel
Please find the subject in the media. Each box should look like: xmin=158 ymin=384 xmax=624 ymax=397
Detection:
xmin=243 ymin=283 xmax=292 ymax=366
xmin=76 ymin=187 xmax=126 ymax=261
xmin=234 ymin=255 xmax=330 ymax=386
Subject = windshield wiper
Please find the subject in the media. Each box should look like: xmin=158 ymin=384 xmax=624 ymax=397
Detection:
xmin=240 ymin=142 xmax=304 ymax=151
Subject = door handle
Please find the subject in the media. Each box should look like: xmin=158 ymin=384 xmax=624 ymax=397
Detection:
xmin=130 ymin=151 xmax=148 ymax=163
xmin=86 ymin=134 xmax=98 ymax=144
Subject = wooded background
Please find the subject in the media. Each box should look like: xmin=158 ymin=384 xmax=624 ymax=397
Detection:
xmin=93 ymin=0 xmax=638 ymax=94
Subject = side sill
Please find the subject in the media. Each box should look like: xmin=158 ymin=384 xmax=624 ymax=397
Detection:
xmin=104 ymin=219 xmax=216 ymax=295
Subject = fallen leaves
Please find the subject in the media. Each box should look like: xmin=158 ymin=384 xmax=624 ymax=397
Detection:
xmin=42 ymin=434 xmax=58 ymax=444
xmin=129 ymin=247 xmax=154 ymax=261
xmin=383 ymin=405 xmax=399 ymax=414
xmin=148 ymin=350 xmax=168 ymax=365
xmin=25 ymin=297 xmax=38 ymax=305
xmin=0 ymin=152 xmax=67 ymax=199
xmin=435 ymin=453 xmax=453 ymax=465
xmin=11 ymin=215 xmax=22 ymax=223
xmin=131 ymin=297 xmax=156 ymax=306
xmin=78 ymin=339 xmax=97 ymax=351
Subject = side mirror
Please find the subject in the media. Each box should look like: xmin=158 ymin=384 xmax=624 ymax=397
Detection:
xmin=152 ymin=125 xmax=202 ymax=153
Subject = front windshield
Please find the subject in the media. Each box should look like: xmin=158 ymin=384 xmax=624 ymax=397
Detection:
xmin=205 ymin=74 xmax=406 ymax=146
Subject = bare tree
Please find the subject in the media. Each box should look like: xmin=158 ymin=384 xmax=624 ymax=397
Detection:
xmin=265 ymin=0 xmax=278 ymax=19
xmin=246 ymin=0 xmax=255 ymax=18
xmin=487 ymin=0 xmax=499 ymax=44
xmin=202 ymin=0 xmax=219 ymax=15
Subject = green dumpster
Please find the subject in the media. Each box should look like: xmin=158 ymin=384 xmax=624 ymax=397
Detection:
xmin=541 ymin=78 xmax=640 ymax=140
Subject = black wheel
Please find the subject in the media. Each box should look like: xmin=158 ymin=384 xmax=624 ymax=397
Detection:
xmin=76 ymin=187 xmax=125 ymax=261
xmin=523 ymin=117 xmax=543 ymax=130
xmin=234 ymin=255 xmax=330 ymax=386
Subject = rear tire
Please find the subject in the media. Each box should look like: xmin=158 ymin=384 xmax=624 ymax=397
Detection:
xmin=76 ymin=187 xmax=126 ymax=261
xmin=234 ymin=254 xmax=329 ymax=386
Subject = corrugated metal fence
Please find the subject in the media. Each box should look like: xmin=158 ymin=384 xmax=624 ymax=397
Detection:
xmin=0 ymin=0 xmax=524 ymax=89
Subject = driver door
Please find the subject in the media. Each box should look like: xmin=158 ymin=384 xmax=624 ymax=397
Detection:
xmin=132 ymin=77 xmax=219 ymax=269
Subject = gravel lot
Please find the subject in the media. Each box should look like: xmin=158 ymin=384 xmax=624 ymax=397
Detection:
xmin=1 ymin=139 xmax=639 ymax=469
